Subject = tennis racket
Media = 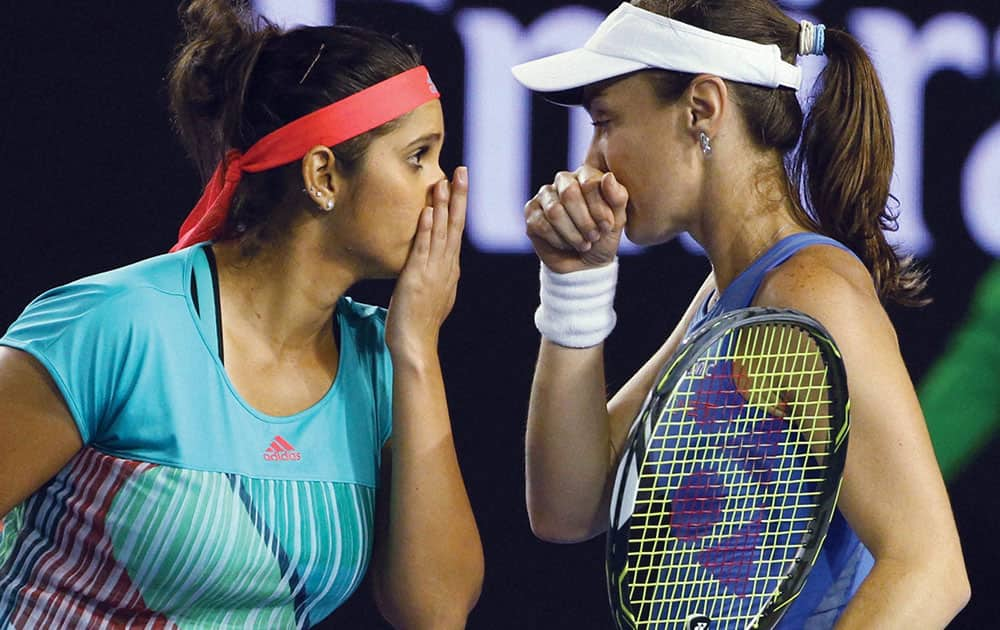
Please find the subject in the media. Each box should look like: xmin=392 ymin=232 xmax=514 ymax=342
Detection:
xmin=606 ymin=307 xmax=850 ymax=630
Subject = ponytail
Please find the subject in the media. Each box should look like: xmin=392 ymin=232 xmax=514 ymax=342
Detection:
xmin=791 ymin=28 xmax=928 ymax=305
xmin=632 ymin=0 xmax=928 ymax=306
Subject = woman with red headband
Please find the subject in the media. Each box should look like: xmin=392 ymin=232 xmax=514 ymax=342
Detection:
xmin=515 ymin=0 xmax=967 ymax=627
xmin=0 ymin=1 xmax=482 ymax=627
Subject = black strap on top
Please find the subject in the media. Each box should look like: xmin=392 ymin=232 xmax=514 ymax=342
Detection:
xmin=189 ymin=244 xmax=344 ymax=367
xmin=189 ymin=244 xmax=225 ymax=364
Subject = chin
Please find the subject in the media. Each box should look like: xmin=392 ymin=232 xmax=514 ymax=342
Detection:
xmin=624 ymin=223 xmax=682 ymax=248
xmin=385 ymin=247 xmax=411 ymax=278
xmin=623 ymin=223 xmax=655 ymax=247
xmin=361 ymin=252 xmax=405 ymax=281
xmin=379 ymin=260 xmax=405 ymax=280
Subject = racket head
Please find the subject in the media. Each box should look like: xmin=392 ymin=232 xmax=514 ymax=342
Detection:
xmin=607 ymin=307 xmax=850 ymax=630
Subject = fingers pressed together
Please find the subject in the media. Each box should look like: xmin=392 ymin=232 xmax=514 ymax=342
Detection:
xmin=525 ymin=167 xmax=627 ymax=254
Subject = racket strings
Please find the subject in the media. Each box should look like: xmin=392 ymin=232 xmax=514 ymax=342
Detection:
xmin=623 ymin=322 xmax=839 ymax=627
xmin=754 ymin=325 xmax=826 ymax=623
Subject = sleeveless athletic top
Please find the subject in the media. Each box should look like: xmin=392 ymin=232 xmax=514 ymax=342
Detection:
xmin=0 ymin=243 xmax=393 ymax=629
xmin=688 ymin=232 xmax=875 ymax=629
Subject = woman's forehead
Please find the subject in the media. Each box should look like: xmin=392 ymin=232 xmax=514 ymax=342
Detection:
xmin=401 ymin=100 xmax=444 ymax=131
xmin=583 ymin=73 xmax=654 ymax=110
xmin=385 ymin=100 xmax=444 ymax=144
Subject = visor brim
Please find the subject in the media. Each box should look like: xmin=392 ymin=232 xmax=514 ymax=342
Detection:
xmin=512 ymin=48 xmax=651 ymax=103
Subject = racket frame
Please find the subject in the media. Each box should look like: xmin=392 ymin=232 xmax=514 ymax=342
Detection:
xmin=606 ymin=307 xmax=851 ymax=630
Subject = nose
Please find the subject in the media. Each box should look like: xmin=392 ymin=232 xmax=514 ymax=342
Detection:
xmin=583 ymin=139 xmax=608 ymax=172
xmin=425 ymin=163 xmax=448 ymax=204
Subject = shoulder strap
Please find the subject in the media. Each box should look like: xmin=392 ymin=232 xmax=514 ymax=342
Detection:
xmin=721 ymin=233 xmax=854 ymax=311
xmin=190 ymin=245 xmax=225 ymax=362
xmin=691 ymin=233 xmax=856 ymax=334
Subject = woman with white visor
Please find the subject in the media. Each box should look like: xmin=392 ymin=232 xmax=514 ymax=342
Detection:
xmin=513 ymin=1 xmax=968 ymax=627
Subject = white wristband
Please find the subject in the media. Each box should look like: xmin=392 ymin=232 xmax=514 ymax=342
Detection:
xmin=534 ymin=258 xmax=619 ymax=348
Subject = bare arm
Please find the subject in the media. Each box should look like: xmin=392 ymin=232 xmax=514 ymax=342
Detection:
xmin=371 ymin=170 xmax=483 ymax=629
xmin=523 ymin=163 xmax=717 ymax=541
xmin=0 ymin=347 xmax=82 ymax=518
xmin=526 ymin=274 xmax=714 ymax=542
xmin=757 ymin=250 xmax=970 ymax=628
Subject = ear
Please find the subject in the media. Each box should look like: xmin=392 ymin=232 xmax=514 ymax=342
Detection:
xmin=301 ymin=145 xmax=342 ymax=212
xmin=684 ymin=74 xmax=728 ymax=141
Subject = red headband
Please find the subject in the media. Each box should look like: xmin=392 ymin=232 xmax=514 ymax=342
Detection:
xmin=171 ymin=65 xmax=440 ymax=251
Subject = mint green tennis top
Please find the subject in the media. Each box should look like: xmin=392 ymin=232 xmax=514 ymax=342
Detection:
xmin=0 ymin=243 xmax=393 ymax=628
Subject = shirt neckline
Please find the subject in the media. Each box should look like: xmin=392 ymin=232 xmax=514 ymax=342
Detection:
xmin=182 ymin=242 xmax=346 ymax=424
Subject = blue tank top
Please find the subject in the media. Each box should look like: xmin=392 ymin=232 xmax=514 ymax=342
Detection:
xmin=688 ymin=232 xmax=874 ymax=629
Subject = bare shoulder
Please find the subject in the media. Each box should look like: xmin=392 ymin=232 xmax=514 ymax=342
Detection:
xmin=754 ymin=243 xmax=897 ymax=348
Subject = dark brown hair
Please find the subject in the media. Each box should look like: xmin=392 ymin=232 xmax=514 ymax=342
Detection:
xmin=168 ymin=0 xmax=421 ymax=252
xmin=632 ymin=0 xmax=927 ymax=305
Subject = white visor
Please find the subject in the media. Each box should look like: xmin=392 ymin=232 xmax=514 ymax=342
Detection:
xmin=511 ymin=2 xmax=802 ymax=97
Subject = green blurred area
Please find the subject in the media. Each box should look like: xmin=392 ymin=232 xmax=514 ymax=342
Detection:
xmin=919 ymin=263 xmax=1000 ymax=480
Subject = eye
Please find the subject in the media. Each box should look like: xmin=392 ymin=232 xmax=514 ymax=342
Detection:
xmin=408 ymin=146 xmax=430 ymax=168
xmin=590 ymin=119 xmax=611 ymax=129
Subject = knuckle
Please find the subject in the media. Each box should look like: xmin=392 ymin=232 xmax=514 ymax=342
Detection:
xmin=560 ymin=183 xmax=584 ymax=205
xmin=555 ymin=176 xmax=578 ymax=195
xmin=524 ymin=199 xmax=541 ymax=218
xmin=580 ymin=176 xmax=602 ymax=193
xmin=554 ymin=172 xmax=578 ymax=192
xmin=526 ymin=215 xmax=549 ymax=236
xmin=541 ymin=203 xmax=565 ymax=223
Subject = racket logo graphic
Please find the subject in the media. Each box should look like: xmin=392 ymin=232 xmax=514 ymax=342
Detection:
xmin=691 ymin=360 xmax=707 ymax=377
xmin=685 ymin=615 xmax=711 ymax=630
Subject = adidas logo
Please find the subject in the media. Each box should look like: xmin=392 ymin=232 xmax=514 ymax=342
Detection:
xmin=264 ymin=436 xmax=302 ymax=462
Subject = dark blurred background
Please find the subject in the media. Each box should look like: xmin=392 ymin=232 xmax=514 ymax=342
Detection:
xmin=2 ymin=1 xmax=997 ymax=627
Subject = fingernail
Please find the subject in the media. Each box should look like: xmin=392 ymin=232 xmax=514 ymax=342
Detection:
xmin=456 ymin=166 xmax=468 ymax=185
xmin=600 ymin=221 xmax=613 ymax=233
xmin=579 ymin=241 xmax=592 ymax=252
xmin=588 ymin=230 xmax=601 ymax=242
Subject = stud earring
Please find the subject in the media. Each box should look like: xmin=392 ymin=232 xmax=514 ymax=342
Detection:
xmin=314 ymin=189 xmax=323 ymax=198
xmin=699 ymin=131 xmax=713 ymax=158
xmin=325 ymin=199 xmax=335 ymax=212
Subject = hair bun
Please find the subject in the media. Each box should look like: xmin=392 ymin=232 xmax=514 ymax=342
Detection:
xmin=169 ymin=0 xmax=278 ymax=179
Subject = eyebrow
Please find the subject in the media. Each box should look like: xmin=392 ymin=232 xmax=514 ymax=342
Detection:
xmin=582 ymin=90 xmax=609 ymax=114
xmin=581 ymin=75 xmax=624 ymax=112
xmin=403 ymin=132 xmax=443 ymax=150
